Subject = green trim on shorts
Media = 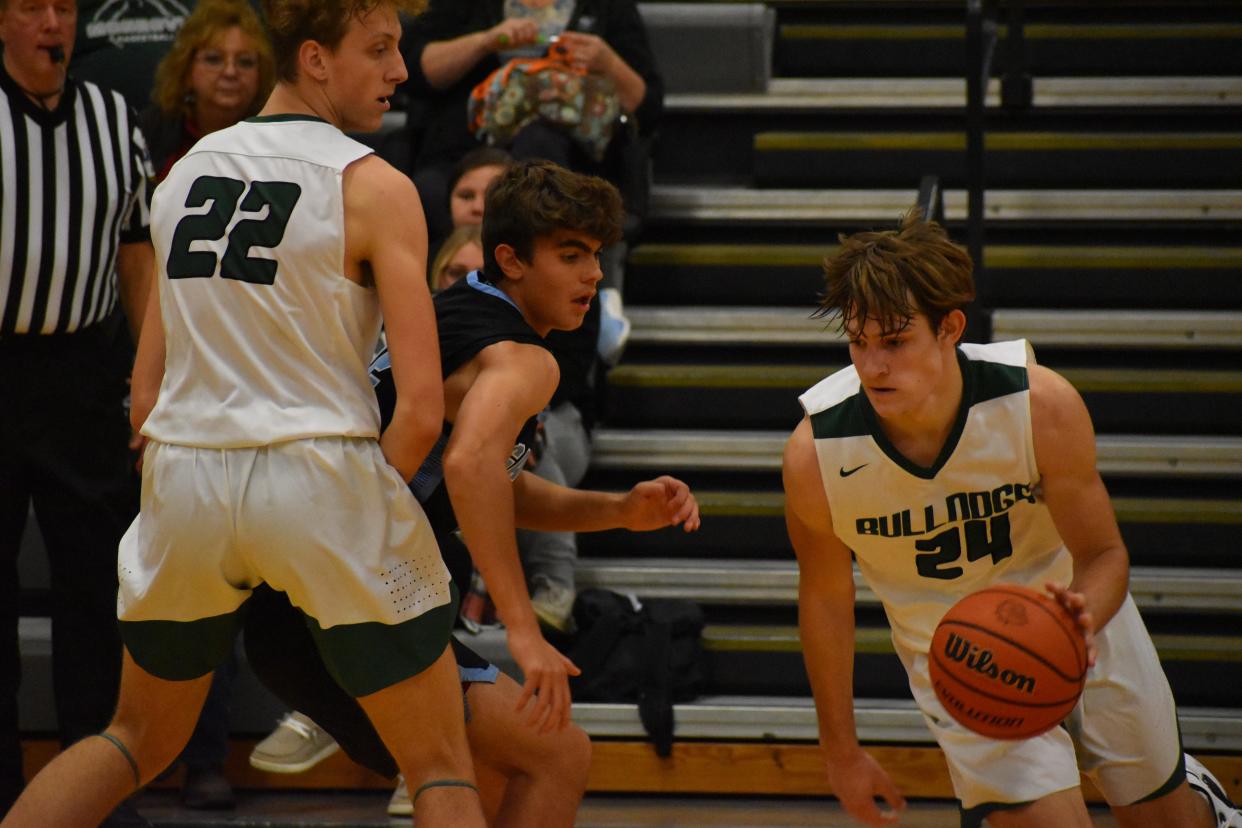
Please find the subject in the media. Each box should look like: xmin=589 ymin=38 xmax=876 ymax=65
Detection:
xmin=959 ymin=798 xmax=1033 ymax=828
xmin=1134 ymin=728 xmax=1186 ymax=805
xmin=308 ymin=583 xmax=459 ymax=698
xmin=119 ymin=611 xmax=243 ymax=681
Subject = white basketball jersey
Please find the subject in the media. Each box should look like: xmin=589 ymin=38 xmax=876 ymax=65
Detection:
xmin=799 ymin=340 xmax=1072 ymax=659
xmin=143 ymin=116 xmax=381 ymax=447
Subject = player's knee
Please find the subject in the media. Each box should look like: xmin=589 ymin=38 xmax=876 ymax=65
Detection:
xmin=545 ymin=723 xmax=592 ymax=791
xmin=392 ymin=727 xmax=473 ymax=783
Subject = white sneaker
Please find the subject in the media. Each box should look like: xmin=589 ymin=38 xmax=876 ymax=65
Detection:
xmin=1186 ymin=754 xmax=1242 ymax=827
xmin=531 ymin=580 xmax=576 ymax=633
xmin=596 ymin=287 xmax=630 ymax=367
xmin=249 ymin=711 xmax=339 ymax=773
xmin=388 ymin=775 xmax=412 ymax=817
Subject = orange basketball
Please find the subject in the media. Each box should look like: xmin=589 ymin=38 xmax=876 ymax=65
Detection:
xmin=928 ymin=583 xmax=1088 ymax=740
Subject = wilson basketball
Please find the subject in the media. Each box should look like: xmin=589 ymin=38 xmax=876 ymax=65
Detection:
xmin=929 ymin=583 xmax=1088 ymax=740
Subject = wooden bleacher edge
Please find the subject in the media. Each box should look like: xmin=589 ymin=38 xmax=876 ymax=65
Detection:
xmin=21 ymin=739 xmax=1242 ymax=802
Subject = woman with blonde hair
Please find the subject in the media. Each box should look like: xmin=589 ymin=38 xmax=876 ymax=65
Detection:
xmin=140 ymin=0 xmax=276 ymax=181
xmin=430 ymin=224 xmax=484 ymax=292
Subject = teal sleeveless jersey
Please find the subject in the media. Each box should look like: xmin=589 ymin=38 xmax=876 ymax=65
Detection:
xmin=798 ymin=340 xmax=1072 ymax=658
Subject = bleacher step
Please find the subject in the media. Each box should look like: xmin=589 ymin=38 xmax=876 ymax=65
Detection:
xmin=627 ymin=307 xmax=1242 ymax=349
xmin=575 ymin=558 xmax=1242 ymax=614
xmin=668 ymin=76 xmax=1242 ymax=110
xmin=752 ymin=130 xmax=1242 ymax=187
xmin=605 ymin=362 xmax=1242 ymax=433
xmin=573 ymin=695 xmax=1242 ymax=750
xmin=649 ymin=186 xmax=1242 ymax=223
xmin=591 ymin=428 xmax=1242 ymax=478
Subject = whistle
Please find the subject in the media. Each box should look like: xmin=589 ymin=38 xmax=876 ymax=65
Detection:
xmin=47 ymin=45 xmax=65 ymax=63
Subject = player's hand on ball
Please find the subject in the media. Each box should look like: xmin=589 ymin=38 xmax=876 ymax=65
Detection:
xmin=824 ymin=748 xmax=906 ymax=827
xmin=622 ymin=475 xmax=701 ymax=533
xmin=1045 ymin=582 xmax=1097 ymax=668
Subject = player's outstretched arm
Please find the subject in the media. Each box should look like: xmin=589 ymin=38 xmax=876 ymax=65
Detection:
xmin=512 ymin=472 xmax=701 ymax=534
xmin=344 ymin=156 xmax=443 ymax=481
xmin=784 ymin=418 xmax=905 ymax=827
xmin=1029 ymin=365 xmax=1130 ymax=664
xmin=443 ymin=342 xmax=581 ymax=733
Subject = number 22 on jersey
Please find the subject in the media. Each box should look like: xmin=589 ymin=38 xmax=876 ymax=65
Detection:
xmin=167 ymin=175 xmax=302 ymax=285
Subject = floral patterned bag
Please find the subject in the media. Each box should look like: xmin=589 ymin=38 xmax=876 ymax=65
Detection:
xmin=468 ymin=49 xmax=621 ymax=162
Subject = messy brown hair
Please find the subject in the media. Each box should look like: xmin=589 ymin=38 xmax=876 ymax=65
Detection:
xmin=262 ymin=0 xmax=426 ymax=82
xmin=816 ymin=211 xmax=975 ymax=336
xmin=152 ymin=0 xmax=275 ymax=118
xmin=481 ymin=160 xmax=625 ymax=279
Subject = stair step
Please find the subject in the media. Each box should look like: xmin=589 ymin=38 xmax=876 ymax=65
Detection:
xmin=752 ymin=130 xmax=1242 ymax=187
xmin=668 ymin=76 xmax=1242 ymax=110
xmin=776 ymin=21 xmax=1242 ymax=78
xmin=705 ymin=624 xmax=1242 ymax=662
xmin=590 ymin=428 xmax=1242 ymax=478
xmin=627 ymin=307 xmax=1242 ymax=349
xmin=604 ymin=363 xmax=1242 ymax=433
xmin=780 ymin=22 xmax=1242 ymax=43
xmin=572 ymin=694 xmax=1242 ymax=750
xmin=610 ymin=363 xmax=1242 ymax=394
xmin=581 ymin=491 xmax=1241 ymax=570
xmin=626 ymin=244 xmax=1242 ymax=309
xmin=756 ymin=131 xmax=1242 ymax=152
xmin=686 ymin=490 xmax=1242 ymax=527
xmin=991 ymin=309 xmax=1242 ymax=348
xmin=649 ymin=186 xmax=1242 ymax=223
xmin=576 ymin=558 xmax=1242 ymax=614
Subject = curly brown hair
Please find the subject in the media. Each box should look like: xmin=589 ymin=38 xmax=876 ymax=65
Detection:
xmin=262 ymin=0 xmax=426 ymax=82
xmin=151 ymin=0 xmax=275 ymax=118
xmin=816 ymin=211 xmax=975 ymax=336
xmin=481 ymin=160 xmax=625 ymax=279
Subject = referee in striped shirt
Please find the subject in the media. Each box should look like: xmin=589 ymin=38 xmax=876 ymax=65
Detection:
xmin=0 ymin=1 xmax=154 ymax=822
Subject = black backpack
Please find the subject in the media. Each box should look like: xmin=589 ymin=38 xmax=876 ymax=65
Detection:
xmin=567 ymin=589 xmax=705 ymax=756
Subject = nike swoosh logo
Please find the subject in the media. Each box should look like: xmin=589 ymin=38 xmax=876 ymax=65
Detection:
xmin=839 ymin=464 xmax=868 ymax=477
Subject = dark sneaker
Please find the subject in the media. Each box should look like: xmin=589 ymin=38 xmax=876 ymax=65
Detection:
xmin=181 ymin=763 xmax=235 ymax=810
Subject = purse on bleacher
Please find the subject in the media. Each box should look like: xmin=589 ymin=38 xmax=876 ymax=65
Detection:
xmin=466 ymin=44 xmax=621 ymax=162
xmin=566 ymin=589 xmax=705 ymax=757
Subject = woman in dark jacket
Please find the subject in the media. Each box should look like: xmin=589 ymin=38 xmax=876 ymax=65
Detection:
xmin=139 ymin=0 xmax=275 ymax=181
xmin=402 ymin=0 xmax=663 ymax=238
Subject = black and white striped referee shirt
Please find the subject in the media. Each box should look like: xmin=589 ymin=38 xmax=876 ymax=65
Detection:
xmin=0 ymin=65 xmax=152 ymax=336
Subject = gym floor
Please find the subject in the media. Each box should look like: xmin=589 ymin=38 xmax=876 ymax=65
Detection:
xmin=131 ymin=790 xmax=1122 ymax=826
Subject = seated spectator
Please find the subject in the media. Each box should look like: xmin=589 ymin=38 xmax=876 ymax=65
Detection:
xmin=431 ymin=225 xmax=485 ymax=292
xmin=426 ymin=146 xmax=512 ymax=270
xmin=402 ymin=0 xmax=663 ymax=241
xmin=448 ymin=146 xmax=513 ymax=231
xmin=140 ymin=0 xmax=274 ymax=181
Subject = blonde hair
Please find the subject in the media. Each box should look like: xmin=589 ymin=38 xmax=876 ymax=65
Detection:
xmin=816 ymin=211 xmax=975 ymax=335
xmin=431 ymin=225 xmax=483 ymax=292
xmin=151 ymin=0 xmax=276 ymax=118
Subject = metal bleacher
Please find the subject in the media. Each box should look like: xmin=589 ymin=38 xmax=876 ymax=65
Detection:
xmin=571 ymin=0 xmax=1242 ymax=789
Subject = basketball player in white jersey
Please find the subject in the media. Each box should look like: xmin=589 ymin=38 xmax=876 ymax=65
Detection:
xmin=1 ymin=2 xmax=488 ymax=826
xmin=783 ymin=214 xmax=1240 ymax=828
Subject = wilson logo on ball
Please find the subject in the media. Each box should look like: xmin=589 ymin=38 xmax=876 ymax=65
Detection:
xmin=929 ymin=584 xmax=1088 ymax=740
xmin=942 ymin=632 xmax=1036 ymax=694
